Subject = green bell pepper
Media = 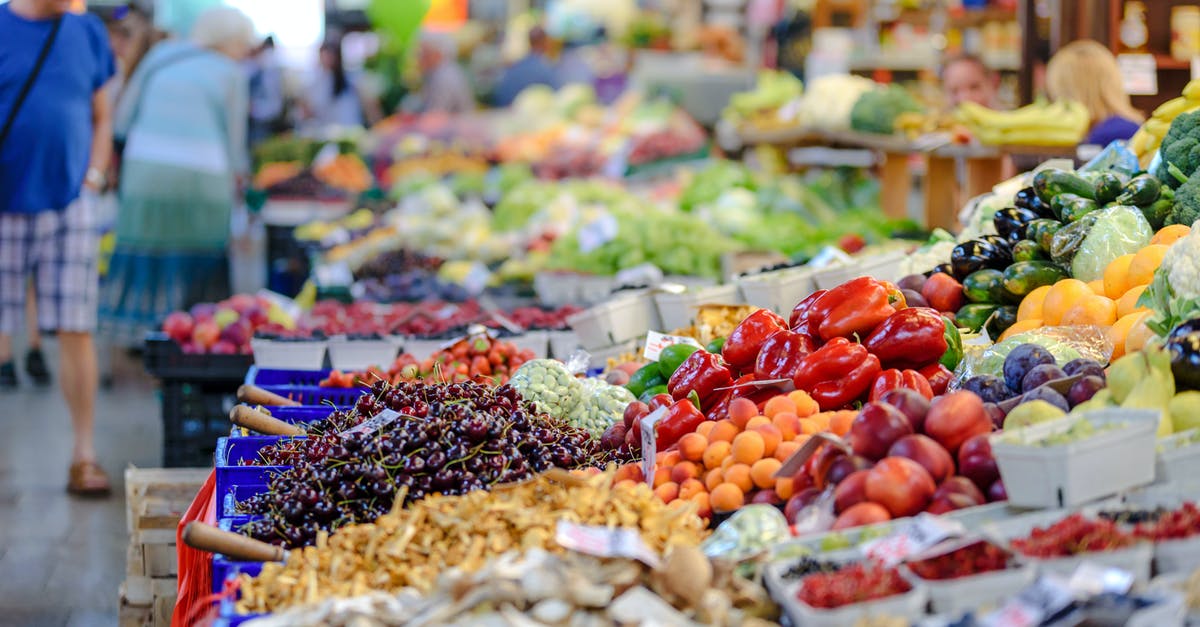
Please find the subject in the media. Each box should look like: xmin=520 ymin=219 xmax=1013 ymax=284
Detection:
xmin=940 ymin=316 xmax=963 ymax=370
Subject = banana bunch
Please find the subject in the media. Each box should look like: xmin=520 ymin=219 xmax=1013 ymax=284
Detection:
xmin=1078 ymin=345 xmax=1192 ymax=437
xmin=955 ymin=100 xmax=1089 ymax=146
xmin=1129 ymin=79 xmax=1200 ymax=165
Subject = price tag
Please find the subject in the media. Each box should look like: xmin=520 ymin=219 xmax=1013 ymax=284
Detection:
xmin=1117 ymin=53 xmax=1158 ymax=96
xmin=342 ymin=409 xmax=403 ymax=437
xmin=640 ymin=406 xmax=668 ymax=486
xmin=861 ymin=514 xmax=966 ymax=566
xmin=642 ymin=331 xmax=703 ymax=361
xmin=555 ymin=520 xmax=662 ymax=568
xmin=983 ymin=574 xmax=1074 ymax=627
xmin=577 ymin=212 xmax=619 ymax=253
xmin=1067 ymin=562 xmax=1133 ymax=596
xmin=313 ymin=262 xmax=353 ymax=287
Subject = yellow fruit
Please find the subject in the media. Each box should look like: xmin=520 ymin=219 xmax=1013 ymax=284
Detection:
xmin=1107 ymin=311 xmax=1146 ymax=360
xmin=1017 ymin=285 xmax=1052 ymax=322
xmin=1150 ymin=224 xmax=1190 ymax=247
xmin=1128 ymin=245 xmax=1169 ymax=288
xmin=1116 ymin=285 xmax=1150 ymax=318
xmin=1060 ymin=294 xmax=1118 ymax=327
xmin=1086 ymin=279 xmax=1106 ymax=295
xmin=1042 ymin=279 xmax=1094 ymax=326
xmin=1102 ymin=254 xmax=1135 ymax=299
xmin=999 ymin=319 xmax=1043 ymax=342
xmin=1124 ymin=311 xmax=1157 ymax=354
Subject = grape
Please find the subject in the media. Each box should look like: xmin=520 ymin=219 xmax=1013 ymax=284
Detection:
xmin=962 ymin=375 xmax=1013 ymax=404
xmin=1003 ymin=344 xmax=1056 ymax=391
xmin=1067 ymin=375 xmax=1106 ymax=407
xmin=1021 ymin=364 xmax=1067 ymax=393
xmin=1062 ymin=358 xmax=1106 ymax=380
xmin=1019 ymin=386 xmax=1070 ymax=412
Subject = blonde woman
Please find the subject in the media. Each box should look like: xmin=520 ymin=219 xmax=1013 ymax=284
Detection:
xmin=1046 ymin=39 xmax=1144 ymax=146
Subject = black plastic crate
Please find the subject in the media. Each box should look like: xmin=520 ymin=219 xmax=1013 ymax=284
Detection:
xmin=160 ymin=380 xmax=240 ymax=468
xmin=144 ymin=333 xmax=254 ymax=382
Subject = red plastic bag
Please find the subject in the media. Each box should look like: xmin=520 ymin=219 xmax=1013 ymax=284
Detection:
xmin=173 ymin=471 xmax=217 ymax=627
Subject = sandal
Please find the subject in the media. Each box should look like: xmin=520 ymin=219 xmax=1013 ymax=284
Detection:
xmin=67 ymin=461 xmax=112 ymax=496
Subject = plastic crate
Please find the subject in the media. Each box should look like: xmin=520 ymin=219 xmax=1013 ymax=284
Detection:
xmin=161 ymin=380 xmax=242 ymax=468
xmin=250 ymin=339 xmax=327 ymax=370
xmin=230 ymin=406 xmax=334 ymax=437
xmin=144 ymin=333 xmax=254 ymax=381
xmin=903 ymin=562 xmax=1034 ymax=616
xmin=255 ymin=384 xmax=364 ymax=407
xmin=215 ymin=436 xmax=293 ymax=501
xmin=548 ymin=330 xmax=581 ymax=359
xmin=1155 ymin=430 xmax=1200 ymax=484
xmin=810 ymin=251 xmax=907 ymax=290
xmin=221 ymin=483 xmax=270 ymax=518
xmin=983 ymin=510 xmax=1155 ymax=584
xmin=244 ymin=367 xmax=331 ymax=388
xmin=653 ymin=284 xmax=741 ymax=330
xmin=567 ymin=291 xmax=658 ymax=350
xmin=764 ymin=560 xmax=927 ymax=627
xmin=212 ymin=516 xmax=266 ymax=593
xmin=736 ymin=268 xmax=815 ymax=314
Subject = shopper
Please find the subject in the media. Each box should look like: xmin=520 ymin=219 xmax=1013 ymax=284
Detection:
xmin=247 ymin=35 xmax=287 ymax=146
xmin=301 ymin=41 xmax=380 ymax=130
xmin=941 ymin=54 xmax=999 ymax=109
xmin=1046 ymin=40 xmax=1144 ymax=146
xmin=556 ymin=36 xmax=596 ymax=88
xmin=415 ymin=32 xmax=475 ymax=114
xmin=99 ymin=7 xmax=254 ymax=351
xmin=0 ymin=0 xmax=116 ymax=493
xmin=0 ymin=286 xmax=52 ymax=387
xmin=493 ymin=26 xmax=560 ymax=107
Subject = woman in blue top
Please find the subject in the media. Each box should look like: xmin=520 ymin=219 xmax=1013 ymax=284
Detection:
xmin=1046 ymin=40 xmax=1144 ymax=147
xmin=99 ymin=6 xmax=254 ymax=347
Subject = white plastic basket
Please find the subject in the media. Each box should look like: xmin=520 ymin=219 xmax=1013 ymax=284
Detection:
xmin=903 ymin=563 xmax=1034 ymax=616
xmin=566 ymin=291 xmax=658 ymax=350
xmin=547 ymin=330 xmax=581 ymax=359
xmin=586 ymin=340 xmax=640 ymax=371
xmin=736 ymin=267 xmax=816 ymax=314
xmin=990 ymin=408 xmax=1159 ymax=508
xmin=577 ymin=275 xmax=616 ymax=305
xmin=533 ymin=272 xmax=580 ymax=307
xmin=983 ymin=510 xmax=1154 ymax=584
xmin=506 ymin=330 xmax=549 ymax=359
xmin=250 ymin=339 xmax=327 ymax=370
xmin=402 ymin=336 xmax=446 ymax=361
xmin=811 ymin=251 xmax=907 ymax=290
xmin=653 ymin=284 xmax=741 ymax=330
xmin=325 ymin=338 xmax=399 ymax=371
xmin=1154 ymin=431 xmax=1200 ymax=485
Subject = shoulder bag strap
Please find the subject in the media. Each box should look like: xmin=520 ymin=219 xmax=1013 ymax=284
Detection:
xmin=0 ymin=16 xmax=63 ymax=150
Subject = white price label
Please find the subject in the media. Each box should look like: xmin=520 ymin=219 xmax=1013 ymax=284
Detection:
xmin=555 ymin=520 xmax=661 ymax=567
xmin=313 ymin=262 xmax=353 ymax=287
xmin=642 ymin=331 xmax=703 ymax=361
xmin=342 ymin=409 xmax=403 ymax=437
xmin=862 ymin=514 xmax=965 ymax=566
xmin=1067 ymin=562 xmax=1133 ymax=596
xmin=983 ymin=574 xmax=1074 ymax=627
xmin=640 ymin=406 xmax=668 ymax=486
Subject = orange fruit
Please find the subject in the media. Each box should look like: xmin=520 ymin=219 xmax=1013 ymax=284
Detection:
xmin=1017 ymin=285 xmax=1053 ymax=322
xmin=678 ymin=433 xmax=708 ymax=462
xmin=614 ymin=464 xmax=643 ymax=483
xmin=763 ymin=395 xmax=797 ymax=418
xmin=659 ymin=450 xmax=682 ymax=467
xmin=1124 ymin=311 xmax=1157 ymax=354
xmin=1102 ymin=254 xmax=1135 ymax=298
xmin=731 ymin=431 xmax=766 ymax=464
xmin=827 ymin=410 xmax=857 ymax=436
xmin=774 ymin=440 xmax=801 ymax=462
xmin=695 ymin=421 xmax=716 ymax=439
xmin=708 ymin=420 xmax=739 ymax=443
xmin=1116 ymin=284 xmax=1150 ymax=318
xmin=1128 ymin=245 xmax=1168 ymax=287
xmin=750 ymin=458 xmax=783 ymax=489
xmin=753 ymin=424 xmax=783 ymax=457
xmin=787 ymin=390 xmax=820 ymax=417
xmin=704 ymin=468 xmax=724 ymax=491
xmin=1150 ymin=224 xmax=1190 ymax=246
xmin=652 ymin=467 xmax=672 ymax=488
xmin=1107 ymin=311 xmax=1147 ymax=360
xmin=670 ymin=461 xmax=700 ymax=483
xmin=653 ymin=481 xmax=679 ymax=503
xmin=799 ymin=418 xmax=824 ymax=435
xmin=1087 ymin=279 xmax=1106 ymax=295
xmin=1042 ymin=279 xmax=1094 ymax=325
xmin=709 ymin=483 xmax=745 ymax=512
xmin=721 ymin=456 xmax=737 ymax=471
xmin=690 ymin=491 xmax=712 ymax=518
xmin=702 ymin=441 xmax=732 ymax=469
xmin=775 ymin=477 xmax=796 ymax=500
xmin=998 ymin=318 xmax=1043 ymax=342
xmin=728 ymin=397 xmax=759 ymax=429
xmin=773 ymin=412 xmax=801 ymax=440
xmin=1060 ymin=294 xmax=1117 ymax=327
xmin=678 ymin=478 xmax=706 ymax=500
xmin=745 ymin=416 xmax=771 ymax=431
xmin=723 ymin=464 xmax=754 ymax=492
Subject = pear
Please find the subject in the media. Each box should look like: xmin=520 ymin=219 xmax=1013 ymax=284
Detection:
xmin=1106 ymin=352 xmax=1147 ymax=405
xmin=1004 ymin=400 xmax=1067 ymax=430
xmin=1170 ymin=392 xmax=1200 ymax=433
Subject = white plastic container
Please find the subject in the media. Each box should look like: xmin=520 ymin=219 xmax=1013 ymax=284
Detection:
xmin=567 ymin=291 xmax=658 ymax=350
xmin=764 ymin=558 xmax=927 ymax=627
xmin=984 ymin=510 xmax=1154 ymax=584
xmin=577 ymin=275 xmax=616 ymax=305
xmin=402 ymin=336 xmax=446 ymax=361
xmin=990 ymin=408 xmax=1159 ymax=508
xmin=736 ymin=267 xmax=815 ymax=314
xmin=250 ymin=339 xmax=327 ymax=370
xmin=904 ymin=563 xmax=1034 ymax=616
xmin=547 ymin=330 xmax=580 ymax=359
xmin=653 ymin=284 xmax=741 ymax=330
xmin=1154 ymin=431 xmax=1200 ymax=485
xmin=506 ymin=330 xmax=549 ymax=359
xmin=586 ymin=340 xmax=639 ymax=371
xmin=325 ymin=338 xmax=399 ymax=371
xmin=1153 ymin=535 xmax=1200 ymax=576
xmin=811 ymin=251 xmax=906 ymax=290
xmin=533 ymin=272 xmax=580 ymax=307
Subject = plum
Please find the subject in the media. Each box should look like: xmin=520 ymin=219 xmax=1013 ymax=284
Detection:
xmin=1019 ymin=386 xmax=1070 ymax=412
xmin=1067 ymin=375 xmax=1106 ymax=407
xmin=1003 ymin=344 xmax=1056 ymax=391
xmin=962 ymin=375 xmax=1012 ymax=404
xmin=1021 ymin=363 xmax=1067 ymax=393
xmin=982 ymin=402 xmax=1007 ymax=429
xmin=1062 ymin=358 xmax=1106 ymax=380
xmin=897 ymin=274 xmax=927 ymax=292
xmin=901 ymin=289 xmax=930 ymax=308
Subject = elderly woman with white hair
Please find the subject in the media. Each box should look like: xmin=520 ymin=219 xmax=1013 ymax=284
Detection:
xmin=99 ymin=6 xmax=255 ymax=348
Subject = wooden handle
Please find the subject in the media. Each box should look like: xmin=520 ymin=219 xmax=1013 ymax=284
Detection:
xmin=237 ymin=384 xmax=300 ymax=407
xmin=182 ymin=521 xmax=286 ymax=562
xmin=230 ymin=405 xmax=306 ymax=436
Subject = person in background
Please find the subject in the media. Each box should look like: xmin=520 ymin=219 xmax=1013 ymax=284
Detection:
xmin=300 ymin=40 xmax=381 ymax=130
xmin=556 ymin=36 xmax=595 ymax=88
xmin=99 ymin=7 xmax=253 ymax=354
xmin=0 ymin=0 xmax=116 ymax=493
xmin=414 ymin=32 xmax=474 ymax=114
xmin=1046 ymin=39 xmax=1144 ymax=146
xmin=247 ymin=35 xmax=287 ymax=146
xmin=493 ymin=26 xmax=559 ymax=107
xmin=941 ymin=53 xmax=999 ymax=109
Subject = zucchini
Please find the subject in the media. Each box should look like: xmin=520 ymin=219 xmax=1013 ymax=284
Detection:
xmin=1059 ymin=196 xmax=1099 ymax=222
xmin=1003 ymin=261 xmax=1068 ymax=297
xmin=1141 ymin=198 xmax=1172 ymax=229
xmin=985 ymin=306 xmax=1019 ymax=340
xmin=1011 ymin=239 xmax=1046 ymax=262
xmin=963 ymin=269 xmax=1006 ymax=304
xmin=1115 ymin=174 xmax=1162 ymax=207
xmin=1024 ymin=218 xmax=1063 ymax=253
xmin=1033 ymin=168 xmax=1096 ymax=203
xmin=1092 ymin=172 xmax=1125 ymax=205
xmin=956 ymin=304 xmax=999 ymax=333
xmin=1049 ymin=212 xmax=1100 ymax=268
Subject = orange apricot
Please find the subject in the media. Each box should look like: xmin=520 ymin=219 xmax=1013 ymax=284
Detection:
xmin=710 ymin=483 xmax=744 ymax=512
xmin=763 ymin=395 xmax=797 ymax=418
xmin=731 ymin=431 xmax=767 ymax=464
xmin=678 ymin=478 xmax=706 ymax=500
xmin=708 ymin=420 xmax=740 ymax=443
xmin=788 ymin=390 xmax=820 ymax=417
xmin=652 ymin=467 xmax=672 ymax=488
xmin=750 ymin=458 xmax=783 ymax=489
xmin=723 ymin=463 xmax=754 ymax=492
xmin=753 ymin=423 xmax=783 ymax=457
xmin=728 ymin=397 xmax=759 ymax=429
xmin=653 ymin=481 xmax=679 ymax=503
xmin=702 ymin=440 xmax=732 ymax=469
xmin=704 ymin=467 xmax=724 ymax=491
xmin=774 ymin=440 xmax=802 ymax=462
xmin=745 ymin=416 xmax=771 ymax=431
xmin=772 ymin=411 xmax=801 ymax=440
xmin=678 ymin=433 xmax=708 ymax=462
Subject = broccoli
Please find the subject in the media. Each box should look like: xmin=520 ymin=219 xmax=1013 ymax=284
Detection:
xmin=849 ymin=86 xmax=923 ymax=135
xmin=1167 ymin=168 xmax=1200 ymax=227
xmin=1154 ymin=110 xmax=1200 ymax=189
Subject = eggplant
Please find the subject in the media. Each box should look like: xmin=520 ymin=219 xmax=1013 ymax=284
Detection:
xmin=993 ymin=207 xmax=1040 ymax=241
xmin=950 ymin=239 xmax=1010 ymax=281
xmin=926 ymin=263 xmax=955 ymax=279
xmin=1168 ymin=320 xmax=1200 ymax=392
xmin=1013 ymin=187 xmax=1039 ymax=211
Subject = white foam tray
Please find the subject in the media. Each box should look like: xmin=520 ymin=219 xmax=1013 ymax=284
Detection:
xmin=325 ymin=338 xmax=399 ymax=371
xmin=250 ymin=339 xmax=327 ymax=370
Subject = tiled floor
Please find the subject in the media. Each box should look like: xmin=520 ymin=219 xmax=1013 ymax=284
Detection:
xmin=0 ymin=343 xmax=162 ymax=627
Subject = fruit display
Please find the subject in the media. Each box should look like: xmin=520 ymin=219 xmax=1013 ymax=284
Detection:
xmin=849 ymin=85 xmax=924 ymax=135
xmin=317 ymin=336 xmax=536 ymax=387
xmin=235 ymin=469 xmax=710 ymax=613
xmin=1068 ymin=344 xmax=1200 ymax=436
xmin=954 ymin=100 xmax=1089 ymax=146
xmin=795 ymin=562 xmax=912 ymax=609
xmin=312 ymin=153 xmax=372 ymax=193
xmin=958 ymin=342 xmax=1106 ymax=413
xmin=905 ymin=541 xmax=1012 ymax=580
xmin=1008 ymin=513 xmax=1137 ymax=558
xmin=1131 ymin=502 xmax=1200 ymax=541
xmin=1129 ymin=78 xmax=1200 ymax=166
xmin=509 ymin=359 xmax=637 ymax=438
xmin=721 ymin=70 xmax=804 ymax=130
xmin=160 ymin=294 xmax=296 ymax=354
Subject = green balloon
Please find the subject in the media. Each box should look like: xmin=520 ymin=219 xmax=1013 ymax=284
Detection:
xmin=368 ymin=0 xmax=430 ymax=47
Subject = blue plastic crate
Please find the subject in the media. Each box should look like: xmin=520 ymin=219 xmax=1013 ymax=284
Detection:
xmin=212 ymin=516 xmax=267 ymax=594
xmin=220 ymin=482 xmax=271 ymax=519
xmin=228 ymin=406 xmax=334 ymax=438
xmin=215 ymin=436 xmax=296 ymax=501
xmin=257 ymin=384 xmax=364 ymax=407
xmin=244 ymin=366 xmax=331 ymax=387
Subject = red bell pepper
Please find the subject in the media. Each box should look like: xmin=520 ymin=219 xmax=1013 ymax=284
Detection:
xmin=789 ymin=289 xmax=829 ymax=333
xmin=792 ymin=338 xmax=882 ymax=410
xmin=667 ymin=350 xmax=733 ymax=409
xmin=863 ymin=307 xmax=949 ymax=369
xmin=654 ymin=399 xmax=706 ymax=451
xmin=722 ymin=309 xmax=788 ymax=369
xmin=815 ymin=277 xmax=901 ymax=342
xmin=919 ymin=363 xmax=954 ymax=396
xmin=869 ymin=369 xmax=934 ymax=401
xmin=754 ymin=329 xmax=816 ymax=381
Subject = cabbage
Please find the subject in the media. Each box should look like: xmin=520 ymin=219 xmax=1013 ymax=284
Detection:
xmin=1071 ymin=205 xmax=1154 ymax=281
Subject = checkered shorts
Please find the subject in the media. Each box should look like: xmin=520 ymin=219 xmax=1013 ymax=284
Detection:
xmin=0 ymin=194 xmax=100 ymax=334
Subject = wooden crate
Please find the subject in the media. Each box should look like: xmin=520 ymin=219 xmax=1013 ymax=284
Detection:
xmin=124 ymin=466 xmax=210 ymax=534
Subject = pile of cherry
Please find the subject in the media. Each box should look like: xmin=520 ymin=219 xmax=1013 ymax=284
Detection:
xmin=235 ymin=381 xmax=622 ymax=548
